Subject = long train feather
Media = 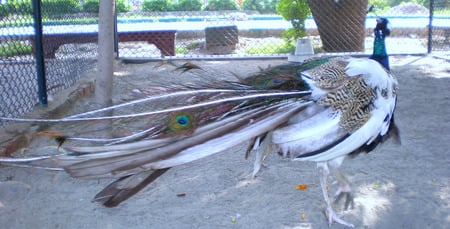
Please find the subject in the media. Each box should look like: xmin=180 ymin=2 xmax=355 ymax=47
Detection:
xmin=93 ymin=169 xmax=170 ymax=207
xmin=0 ymin=90 xmax=309 ymax=122
xmin=57 ymin=100 xmax=308 ymax=179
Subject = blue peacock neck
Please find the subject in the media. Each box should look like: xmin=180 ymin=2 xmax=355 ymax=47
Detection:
xmin=373 ymin=31 xmax=388 ymax=57
xmin=370 ymin=17 xmax=390 ymax=71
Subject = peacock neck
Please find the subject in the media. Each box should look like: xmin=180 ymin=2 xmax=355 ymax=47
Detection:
xmin=373 ymin=31 xmax=388 ymax=57
xmin=370 ymin=31 xmax=390 ymax=70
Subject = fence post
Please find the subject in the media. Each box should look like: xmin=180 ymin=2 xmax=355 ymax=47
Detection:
xmin=32 ymin=0 xmax=47 ymax=105
xmin=428 ymin=0 xmax=434 ymax=54
xmin=114 ymin=6 xmax=119 ymax=58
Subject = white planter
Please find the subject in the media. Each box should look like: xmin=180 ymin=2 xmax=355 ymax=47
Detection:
xmin=288 ymin=38 xmax=314 ymax=62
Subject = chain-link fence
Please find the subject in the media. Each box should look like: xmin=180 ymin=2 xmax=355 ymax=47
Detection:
xmin=0 ymin=0 xmax=98 ymax=126
xmin=430 ymin=0 xmax=450 ymax=53
xmin=1 ymin=1 xmax=37 ymax=124
xmin=1 ymin=0 xmax=449 ymax=125
xmin=115 ymin=0 xmax=449 ymax=59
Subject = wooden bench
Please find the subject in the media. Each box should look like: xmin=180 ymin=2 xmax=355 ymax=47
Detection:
xmin=30 ymin=30 xmax=177 ymax=58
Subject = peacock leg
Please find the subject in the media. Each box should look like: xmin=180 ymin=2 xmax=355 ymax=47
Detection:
xmin=318 ymin=162 xmax=354 ymax=228
xmin=328 ymin=157 xmax=354 ymax=210
xmin=251 ymin=133 xmax=272 ymax=178
xmin=252 ymin=148 xmax=264 ymax=178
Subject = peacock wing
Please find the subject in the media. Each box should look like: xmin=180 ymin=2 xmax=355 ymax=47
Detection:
xmin=271 ymin=57 xmax=399 ymax=162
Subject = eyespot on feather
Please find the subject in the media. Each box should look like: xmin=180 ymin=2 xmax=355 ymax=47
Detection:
xmin=176 ymin=115 xmax=190 ymax=126
xmin=168 ymin=112 xmax=194 ymax=132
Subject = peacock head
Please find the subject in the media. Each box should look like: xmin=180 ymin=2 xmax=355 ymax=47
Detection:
xmin=371 ymin=17 xmax=391 ymax=70
xmin=375 ymin=17 xmax=391 ymax=38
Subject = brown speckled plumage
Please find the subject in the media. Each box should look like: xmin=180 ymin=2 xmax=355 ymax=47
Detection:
xmin=307 ymin=58 xmax=349 ymax=89
xmin=309 ymin=59 xmax=377 ymax=133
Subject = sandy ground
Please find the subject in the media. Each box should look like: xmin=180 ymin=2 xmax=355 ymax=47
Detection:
xmin=0 ymin=55 xmax=449 ymax=229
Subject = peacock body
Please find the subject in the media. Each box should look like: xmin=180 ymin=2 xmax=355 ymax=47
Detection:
xmin=0 ymin=18 xmax=399 ymax=228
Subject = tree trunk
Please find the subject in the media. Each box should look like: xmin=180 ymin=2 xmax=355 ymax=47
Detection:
xmin=96 ymin=0 xmax=114 ymax=108
xmin=308 ymin=0 xmax=368 ymax=52
xmin=95 ymin=0 xmax=115 ymax=137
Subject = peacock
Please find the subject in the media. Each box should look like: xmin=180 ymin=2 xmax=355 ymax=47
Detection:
xmin=0 ymin=17 xmax=399 ymax=227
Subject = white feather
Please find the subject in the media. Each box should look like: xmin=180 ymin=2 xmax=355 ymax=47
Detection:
xmin=301 ymin=73 xmax=327 ymax=101
xmin=295 ymin=108 xmax=386 ymax=162
xmin=345 ymin=58 xmax=391 ymax=90
xmin=287 ymin=57 xmax=397 ymax=162
xmin=272 ymin=108 xmax=346 ymax=158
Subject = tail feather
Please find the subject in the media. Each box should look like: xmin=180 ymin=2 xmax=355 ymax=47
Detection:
xmin=148 ymin=101 xmax=309 ymax=170
xmin=94 ymin=168 xmax=170 ymax=207
xmin=57 ymin=100 xmax=309 ymax=179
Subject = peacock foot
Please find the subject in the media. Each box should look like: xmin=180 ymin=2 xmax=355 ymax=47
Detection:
xmin=333 ymin=184 xmax=354 ymax=210
xmin=324 ymin=206 xmax=354 ymax=228
xmin=251 ymin=161 xmax=268 ymax=178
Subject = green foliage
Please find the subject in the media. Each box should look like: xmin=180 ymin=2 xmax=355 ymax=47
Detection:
xmin=175 ymin=0 xmax=202 ymax=11
xmin=83 ymin=0 xmax=99 ymax=13
xmin=245 ymin=41 xmax=295 ymax=54
xmin=0 ymin=17 xmax=101 ymax=27
xmin=280 ymin=28 xmax=304 ymax=42
xmin=276 ymin=0 xmax=310 ymax=42
xmin=0 ymin=3 xmax=12 ymax=18
xmin=142 ymin=0 xmax=174 ymax=12
xmin=176 ymin=46 xmax=189 ymax=54
xmin=0 ymin=41 xmax=33 ymax=58
xmin=2 ymin=0 xmax=80 ymax=17
xmin=42 ymin=0 xmax=80 ymax=16
xmin=83 ymin=0 xmax=130 ymax=13
xmin=186 ymin=40 xmax=202 ymax=50
xmin=243 ymin=0 xmax=278 ymax=14
xmin=7 ymin=0 xmax=33 ymax=16
xmin=368 ymin=0 xmax=390 ymax=11
xmin=116 ymin=0 xmax=131 ymax=12
xmin=203 ymin=0 xmax=239 ymax=11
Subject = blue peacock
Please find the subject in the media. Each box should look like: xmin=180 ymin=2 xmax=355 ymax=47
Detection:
xmin=0 ymin=17 xmax=399 ymax=227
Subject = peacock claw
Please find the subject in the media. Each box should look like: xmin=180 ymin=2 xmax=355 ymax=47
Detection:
xmin=334 ymin=191 xmax=354 ymax=210
xmin=334 ymin=185 xmax=354 ymax=210
xmin=251 ymin=162 xmax=267 ymax=178
xmin=324 ymin=207 xmax=354 ymax=228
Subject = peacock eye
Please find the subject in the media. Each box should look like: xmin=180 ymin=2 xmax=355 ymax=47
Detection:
xmin=176 ymin=116 xmax=190 ymax=126
xmin=272 ymin=78 xmax=285 ymax=84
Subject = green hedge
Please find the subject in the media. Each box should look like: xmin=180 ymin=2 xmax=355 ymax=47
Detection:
xmin=203 ymin=0 xmax=239 ymax=11
xmin=83 ymin=0 xmax=131 ymax=13
xmin=0 ymin=4 xmax=15 ymax=18
xmin=2 ymin=0 xmax=131 ymax=17
xmin=142 ymin=0 xmax=174 ymax=12
xmin=42 ymin=0 xmax=80 ymax=16
xmin=0 ymin=41 xmax=33 ymax=58
xmin=7 ymin=0 xmax=33 ymax=16
xmin=175 ymin=0 xmax=202 ymax=11
xmin=243 ymin=0 xmax=278 ymax=14
xmin=1 ymin=0 xmax=79 ymax=17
